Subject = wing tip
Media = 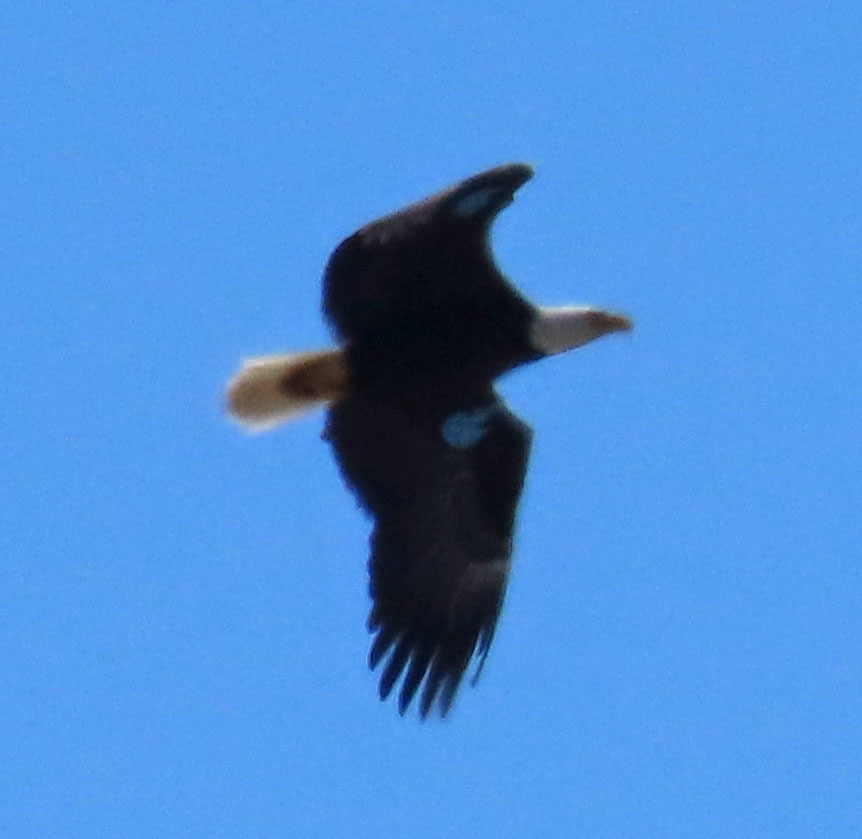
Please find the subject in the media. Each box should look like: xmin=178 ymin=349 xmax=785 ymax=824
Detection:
xmin=369 ymin=618 xmax=497 ymax=719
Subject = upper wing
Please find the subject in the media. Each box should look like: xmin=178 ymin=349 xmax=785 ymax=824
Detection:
xmin=325 ymin=393 xmax=532 ymax=717
xmin=322 ymin=163 xmax=534 ymax=343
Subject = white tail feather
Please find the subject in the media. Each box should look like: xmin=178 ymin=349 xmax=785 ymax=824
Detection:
xmin=225 ymin=349 xmax=346 ymax=432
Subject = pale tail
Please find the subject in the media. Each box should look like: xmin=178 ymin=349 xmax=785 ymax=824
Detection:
xmin=225 ymin=349 xmax=347 ymax=431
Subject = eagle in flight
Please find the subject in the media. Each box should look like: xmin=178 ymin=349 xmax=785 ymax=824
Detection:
xmin=226 ymin=163 xmax=631 ymax=717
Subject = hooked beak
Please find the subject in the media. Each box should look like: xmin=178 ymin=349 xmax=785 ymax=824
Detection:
xmin=582 ymin=310 xmax=633 ymax=336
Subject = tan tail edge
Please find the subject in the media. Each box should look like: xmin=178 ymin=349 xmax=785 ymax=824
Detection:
xmin=225 ymin=348 xmax=347 ymax=432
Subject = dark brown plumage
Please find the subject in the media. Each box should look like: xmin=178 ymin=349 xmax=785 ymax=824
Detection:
xmin=226 ymin=163 xmax=631 ymax=717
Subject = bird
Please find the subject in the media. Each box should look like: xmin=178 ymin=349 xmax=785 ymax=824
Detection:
xmin=225 ymin=163 xmax=632 ymax=718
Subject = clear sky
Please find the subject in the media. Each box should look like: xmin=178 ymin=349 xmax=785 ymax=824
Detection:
xmin=3 ymin=2 xmax=860 ymax=837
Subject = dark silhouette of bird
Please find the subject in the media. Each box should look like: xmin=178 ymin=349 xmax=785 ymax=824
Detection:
xmin=226 ymin=163 xmax=631 ymax=717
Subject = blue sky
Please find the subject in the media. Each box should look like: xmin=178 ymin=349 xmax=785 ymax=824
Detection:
xmin=2 ymin=2 xmax=860 ymax=836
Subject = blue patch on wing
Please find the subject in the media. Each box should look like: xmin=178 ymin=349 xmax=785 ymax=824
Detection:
xmin=441 ymin=406 xmax=497 ymax=449
xmin=451 ymin=188 xmax=502 ymax=218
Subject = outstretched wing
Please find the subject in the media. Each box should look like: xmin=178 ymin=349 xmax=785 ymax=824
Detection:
xmin=325 ymin=393 xmax=532 ymax=717
xmin=322 ymin=163 xmax=534 ymax=343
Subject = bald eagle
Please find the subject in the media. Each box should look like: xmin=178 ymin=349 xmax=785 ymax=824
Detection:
xmin=226 ymin=164 xmax=631 ymax=717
